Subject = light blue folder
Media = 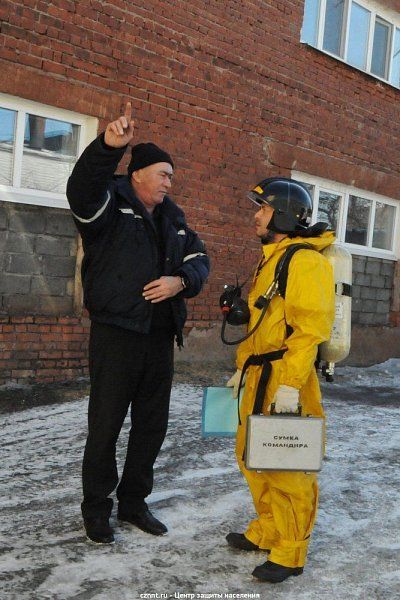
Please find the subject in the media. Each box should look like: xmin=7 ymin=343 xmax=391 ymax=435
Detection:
xmin=202 ymin=386 xmax=241 ymax=437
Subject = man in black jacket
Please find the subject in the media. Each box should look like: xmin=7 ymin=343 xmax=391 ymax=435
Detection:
xmin=66 ymin=102 xmax=209 ymax=544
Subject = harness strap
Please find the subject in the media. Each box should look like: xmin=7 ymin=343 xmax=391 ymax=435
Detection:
xmin=238 ymin=349 xmax=287 ymax=424
xmin=275 ymin=243 xmax=313 ymax=299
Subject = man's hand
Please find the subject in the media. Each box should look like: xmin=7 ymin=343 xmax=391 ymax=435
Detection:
xmin=269 ymin=385 xmax=300 ymax=413
xmin=226 ymin=369 xmax=244 ymax=399
xmin=143 ymin=276 xmax=183 ymax=303
xmin=104 ymin=101 xmax=135 ymax=148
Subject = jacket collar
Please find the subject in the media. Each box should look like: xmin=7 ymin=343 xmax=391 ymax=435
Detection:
xmin=115 ymin=176 xmax=184 ymax=223
xmin=261 ymin=231 xmax=336 ymax=260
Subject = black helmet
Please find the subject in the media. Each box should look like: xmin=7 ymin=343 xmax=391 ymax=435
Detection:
xmin=247 ymin=177 xmax=313 ymax=234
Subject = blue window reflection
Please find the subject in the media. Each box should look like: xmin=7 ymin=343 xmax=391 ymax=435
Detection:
xmin=390 ymin=28 xmax=400 ymax=87
xmin=371 ymin=19 xmax=390 ymax=78
xmin=0 ymin=108 xmax=16 ymax=144
xmin=323 ymin=0 xmax=345 ymax=56
xmin=24 ymin=115 xmax=79 ymax=156
xmin=347 ymin=3 xmax=370 ymax=70
xmin=301 ymin=0 xmax=320 ymax=45
xmin=0 ymin=108 xmax=16 ymax=185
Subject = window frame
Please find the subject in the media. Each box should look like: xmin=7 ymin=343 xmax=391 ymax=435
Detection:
xmin=390 ymin=27 xmax=400 ymax=87
xmin=302 ymin=0 xmax=400 ymax=91
xmin=0 ymin=93 xmax=98 ymax=209
xmin=370 ymin=15 xmax=392 ymax=79
xmin=346 ymin=1 xmax=371 ymax=71
xmin=321 ymin=0 xmax=348 ymax=57
xmin=292 ymin=170 xmax=400 ymax=260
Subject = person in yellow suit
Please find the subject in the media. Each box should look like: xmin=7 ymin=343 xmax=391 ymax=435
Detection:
xmin=226 ymin=177 xmax=335 ymax=583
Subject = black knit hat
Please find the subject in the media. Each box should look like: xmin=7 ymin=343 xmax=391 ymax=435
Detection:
xmin=127 ymin=142 xmax=174 ymax=177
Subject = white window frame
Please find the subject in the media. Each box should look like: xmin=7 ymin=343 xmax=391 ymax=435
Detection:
xmin=391 ymin=27 xmax=400 ymax=87
xmin=292 ymin=170 xmax=400 ymax=260
xmin=302 ymin=0 xmax=400 ymax=91
xmin=0 ymin=93 xmax=98 ymax=209
xmin=369 ymin=15 xmax=392 ymax=79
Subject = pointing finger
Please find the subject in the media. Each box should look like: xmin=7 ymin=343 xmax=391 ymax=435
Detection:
xmin=124 ymin=101 xmax=132 ymax=121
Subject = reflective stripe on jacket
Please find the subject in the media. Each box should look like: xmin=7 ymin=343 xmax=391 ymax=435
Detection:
xmin=66 ymin=134 xmax=210 ymax=344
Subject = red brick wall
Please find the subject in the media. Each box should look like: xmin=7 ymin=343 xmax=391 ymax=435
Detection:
xmin=0 ymin=0 xmax=399 ymax=382
xmin=0 ymin=315 xmax=89 ymax=385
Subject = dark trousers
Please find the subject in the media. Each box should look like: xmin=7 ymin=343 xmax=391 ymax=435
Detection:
xmin=81 ymin=321 xmax=174 ymax=520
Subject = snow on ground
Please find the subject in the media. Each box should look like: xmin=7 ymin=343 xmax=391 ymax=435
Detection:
xmin=0 ymin=361 xmax=399 ymax=600
xmin=336 ymin=358 xmax=400 ymax=388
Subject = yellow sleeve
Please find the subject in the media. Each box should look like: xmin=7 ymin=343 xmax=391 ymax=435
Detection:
xmin=279 ymin=250 xmax=335 ymax=389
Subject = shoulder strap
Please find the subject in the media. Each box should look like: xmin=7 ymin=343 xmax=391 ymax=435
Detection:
xmin=275 ymin=244 xmax=315 ymax=299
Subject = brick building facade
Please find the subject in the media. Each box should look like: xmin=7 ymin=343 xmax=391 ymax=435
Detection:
xmin=0 ymin=0 xmax=399 ymax=384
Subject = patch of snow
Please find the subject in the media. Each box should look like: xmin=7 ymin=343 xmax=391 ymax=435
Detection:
xmin=0 ymin=362 xmax=399 ymax=599
xmin=335 ymin=358 xmax=400 ymax=388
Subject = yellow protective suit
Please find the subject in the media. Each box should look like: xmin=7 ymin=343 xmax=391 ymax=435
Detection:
xmin=235 ymin=232 xmax=335 ymax=568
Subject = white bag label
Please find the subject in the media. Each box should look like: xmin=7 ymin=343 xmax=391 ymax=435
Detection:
xmin=245 ymin=415 xmax=324 ymax=471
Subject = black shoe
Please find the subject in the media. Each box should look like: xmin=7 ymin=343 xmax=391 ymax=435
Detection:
xmin=226 ymin=532 xmax=261 ymax=551
xmin=118 ymin=508 xmax=168 ymax=536
xmin=84 ymin=517 xmax=115 ymax=544
xmin=252 ymin=561 xmax=303 ymax=583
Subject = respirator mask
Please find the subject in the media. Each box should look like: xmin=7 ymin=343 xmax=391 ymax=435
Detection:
xmin=219 ymin=276 xmax=279 ymax=345
xmin=219 ymin=279 xmax=250 ymax=326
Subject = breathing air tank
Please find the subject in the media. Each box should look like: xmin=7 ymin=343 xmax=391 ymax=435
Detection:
xmin=319 ymin=243 xmax=352 ymax=381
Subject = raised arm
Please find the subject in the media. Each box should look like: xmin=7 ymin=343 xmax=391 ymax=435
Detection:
xmin=66 ymin=102 xmax=135 ymax=234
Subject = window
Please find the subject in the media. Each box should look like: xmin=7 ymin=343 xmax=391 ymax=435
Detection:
xmin=371 ymin=18 xmax=390 ymax=78
xmin=301 ymin=0 xmax=400 ymax=90
xmin=0 ymin=94 xmax=97 ymax=209
xmin=323 ymin=0 xmax=345 ymax=56
xmin=390 ymin=28 xmax=400 ymax=87
xmin=317 ymin=190 xmax=341 ymax=232
xmin=347 ymin=3 xmax=370 ymax=70
xmin=0 ymin=107 xmax=15 ymax=186
xmin=373 ymin=202 xmax=396 ymax=250
xmin=345 ymin=195 xmax=371 ymax=245
xmin=302 ymin=0 xmax=320 ymax=46
xmin=293 ymin=171 xmax=399 ymax=259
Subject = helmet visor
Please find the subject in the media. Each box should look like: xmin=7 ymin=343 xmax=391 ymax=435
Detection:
xmin=247 ymin=191 xmax=271 ymax=207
